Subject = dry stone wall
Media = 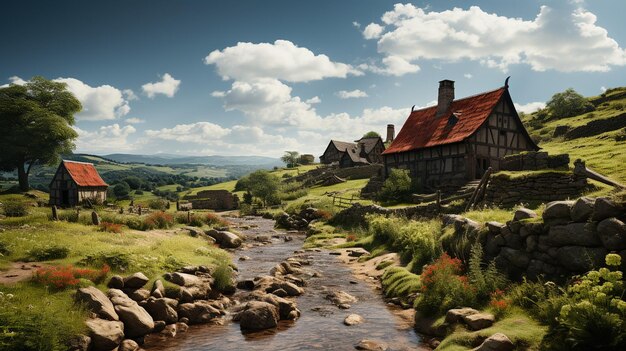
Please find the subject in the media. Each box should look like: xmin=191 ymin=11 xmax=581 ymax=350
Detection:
xmin=499 ymin=151 xmax=569 ymax=171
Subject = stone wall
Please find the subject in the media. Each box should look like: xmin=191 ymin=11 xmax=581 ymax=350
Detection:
xmin=484 ymin=171 xmax=587 ymax=208
xmin=288 ymin=164 xmax=382 ymax=186
xmin=564 ymin=112 xmax=626 ymax=140
xmin=185 ymin=190 xmax=238 ymax=211
xmin=499 ymin=151 xmax=569 ymax=171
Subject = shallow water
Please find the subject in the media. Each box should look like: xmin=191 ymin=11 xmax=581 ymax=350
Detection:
xmin=144 ymin=217 xmax=423 ymax=351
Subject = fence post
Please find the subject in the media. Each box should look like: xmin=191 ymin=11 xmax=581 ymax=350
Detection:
xmin=51 ymin=205 xmax=58 ymax=221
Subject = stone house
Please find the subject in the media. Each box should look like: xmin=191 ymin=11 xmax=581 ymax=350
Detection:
xmin=49 ymin=160 xmax=108 ymax=207
xmin=184 ymin=189 xmax=238 ymax=211
xmin=382 ymin=79 xmax=538 ymax=190
xmin=320 ymin=136 xmax=386 ymax=168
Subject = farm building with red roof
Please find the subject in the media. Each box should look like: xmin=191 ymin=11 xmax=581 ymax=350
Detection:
xmin=49 ymin=160 xmax=109 ymax=207
xmin=382 ymin=79 xmax=538 ymax=191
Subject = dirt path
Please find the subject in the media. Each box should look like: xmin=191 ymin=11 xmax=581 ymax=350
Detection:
xmin=0 ymin=261 xmax=46 ymax=285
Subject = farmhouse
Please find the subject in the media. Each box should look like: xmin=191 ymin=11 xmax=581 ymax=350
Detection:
xmin=382 ymin=79 xmax=538 ymax=190
xmin=320 ymin=136 xmax=386 ymax=168
xmin=183 ymin=189 xmax=238 ymax=211
xmin=49 ymin=160 xmax=108 ymax=207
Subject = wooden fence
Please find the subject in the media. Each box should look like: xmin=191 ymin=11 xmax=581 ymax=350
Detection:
xmin=332 ymin=194 xmax=357 ymax=208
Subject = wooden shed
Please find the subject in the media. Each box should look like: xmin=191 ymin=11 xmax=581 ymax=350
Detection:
xmin=49 ymin=160 xmax=108 ymax=207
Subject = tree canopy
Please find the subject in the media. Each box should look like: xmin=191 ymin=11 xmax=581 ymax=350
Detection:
xmin=546 ymin=88 xmax=594 ymax=120
xmin=378 ymin=168 xmax=412 ymax=202
xmin=363 ymin=131 xmax=381 ymax=138
xmin=0 ymin=77 xmax=81 ymax=191
xmin=236 ymin=170 xmax=280 ymax=206
xmin=281 ymin=151 xmax=300 ymax=168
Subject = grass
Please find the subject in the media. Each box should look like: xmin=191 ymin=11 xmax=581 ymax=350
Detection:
xmin=381 ymin=266 xmax=421 ymax=298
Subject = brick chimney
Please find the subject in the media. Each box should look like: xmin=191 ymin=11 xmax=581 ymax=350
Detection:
xmin=386 ymin=124 xmax=395 ymax=143
xmin=436 ymin=79 xmax=455 ymax=117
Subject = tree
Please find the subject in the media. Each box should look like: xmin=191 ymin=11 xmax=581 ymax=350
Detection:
xmin=362 ymin=131 xmax=381 ymax=138
xmin=378 ymin=168 xmax=412 ymax=202
xmin=0 ymin=77 xmax=81 ymax=191
xmin=244 ymin=170 xmax=280 ymax=207
xmin=113 ymin=182 xmax=131 ymax=198
xmin=546 ymin=88 xmax=594 ymax=120
xmin=281 ymin=151 xmax=300 ymax=168
xmin=123 ymin=176 xmax=143 ymax=190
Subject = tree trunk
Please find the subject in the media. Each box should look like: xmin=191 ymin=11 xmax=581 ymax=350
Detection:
xmin=17 ymin=163 xmax=29 ymax=192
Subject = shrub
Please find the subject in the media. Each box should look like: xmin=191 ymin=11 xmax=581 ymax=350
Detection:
xmin=79 ymin=252 xmax=133 ymax=271
xmin=546 ymin=88 xmax=594 ymax=119
xmin=378 ymin=168 xmax=412 ymax=202
xmin=99 ymin=222 xmax=123 ymax=233
xmin=32 ymin=264 xmax=110 ymax=290
xmin=346 ymin=234 xmax=357 ymax=242
xmin=415 ymin=253 xmax=475 ymax=316
xmin=148 ymin=198 xmax=168 ymax=211
xmin=2 ymin=201 xmax=28 ymax=217
xmin=134 ymin=190 xmax=144 ymax=195
xmin=314 ymin=209 xmax=333 ymax=221
xmin=489 ymin=289 xmax=510 ymax=319
xmin=212 ymin=261 xmax=234 ymax=292
xmin=125 ymin=216 xmax=143 ymax=230
xmin=113 ymin=182 xmax=131 ymax=198
xmin=205 ymin=213 xmax=230 ymax=227
xmin=142 ymin=211 xmax=174 ymax=230
xmin=507 ymin=278 xmax=567 ymax=326
xmin=26 ymin=245 xmax=70 ymax=261
xmin=187 ymin=214 xmax=205 ymax=227
xmin=468 ymin=244 xmax=507 ymax=304
xmin=58 ymin=210 xmax=79 ymax=223
xmin=0 ymin=242 xmax=10 ymax=256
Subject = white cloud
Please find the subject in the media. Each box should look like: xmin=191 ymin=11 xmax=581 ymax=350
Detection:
xmin=601 ymin=86 xmax=607 ymax=92
xmin=305 ymin=96 xmax=321 ymax=104
xmin=464 ymin=73 xmax=473 ymax=79
xmin=146 ymin=121 xmax=230 ymax=143
xmin=363 ymin=23 xmax=385 ymax=39
xmin=359 ymin=55 xmax=420 ymax=76
xmin=514 ymin=101 xmax=546 ymax=114
xmin=352 ymin=21 xmax=361 ymax=28
xmin=73 ymin=124 xmax=137 ymax=152
xmin=0 ymin=76 xmax=27 ymax=87
xmin=125 ymin=117 xmax=145 ymax=124
xmin=364 ymin=3 xmax=626 ymax=74
xmin=142 ymin=73 xmax=181 ymax=98
xmin=336 ymin=89 xmax=369 ymax=99
xmin=123 ymin=89 xmax=138 ymax=101
xmin=204 ymin=40 xmax=361 ymax=83
xmin=55 ymin=77 xmax=131 ymax=121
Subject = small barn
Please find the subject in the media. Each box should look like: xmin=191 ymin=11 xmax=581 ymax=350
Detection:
xmin=320 ymin=136 xmax=386 ymax=167
xmin=382 ymin=79 xmax=539 ymax=191
xmin=49 ymin=160 xmax=109 ymax=207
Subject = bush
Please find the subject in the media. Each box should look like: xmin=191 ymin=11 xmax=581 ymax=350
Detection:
xmin=2 ymin=201 xmax=28 ymax=217
xmin=99 ymin=222 xmax=123 ymax=233
xmin=134 ymin=190 xmax=144 ymax=195
xmin=546 ymin=88 xmax=594 ymax=119
xmin=113 ymin=182 xmax=131 ymax=198
xmin=32 ymin=264 xmax=110 ymax=290
xmin=468 ymin=244 xmax=507 ymax=304
xmin=212 ymin=261 xmax=234 ymax=292
xmin=125 ymin=216 xmax=143 ymax=230
xmin=378 ymin=168 xmax=412 ymax=202
xmin=507 ymin=278 xmax=567 ymax=326
xmin=0 ymin=242 xmax=10 ymax=256
xmin=148 ymin=198 xmax=168 ymax=211
xmin=26 ymin=245 xmax=70 ymax=261
xmin=187 ymin=214 xmax=205 ymax=227
xmin=204 ymin=213 xmax=230 ymax=227
xmin=142 ymin=211 xmax=174 ymax=230
xmin=79 ymin=252 xmax=133 ymax=271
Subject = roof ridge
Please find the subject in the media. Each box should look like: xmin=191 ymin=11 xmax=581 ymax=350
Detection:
xmin=410 ymin=86 xmax=506 ymax=115
xmin=62 ymin=159 xmax=95 ymax=165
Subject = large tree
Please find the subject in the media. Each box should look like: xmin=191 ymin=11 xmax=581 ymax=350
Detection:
xmin=546 ymin=88 xmax=594 ymax=120
xmin=0 ymin=77 xmax=81 ymax=191
xmin=281 ymin=151 xmax=300 ymax=168
xmin=243 ymin=170 xmax=280 ymax=207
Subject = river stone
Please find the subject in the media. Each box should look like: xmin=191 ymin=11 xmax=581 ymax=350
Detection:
xmin=151 ymin=279 xmax=165 ymax=298
xmin=169 ymin=272 xmax=202 ymax=287
xmin=355 ymin=339 xmax=389 ymax=351
xmin=140 ymin=297 xmax=178 ymax=324
xmin=75 ymin=286 xmax=119 ymax=321
xmin=107 ymin=289 xmax=155 ymax=338
xmin=514 ymin=208 xmax=537 ymax=221
xmin=259 ymin=292 xmax=301 ymax=320
xmin=543 ymin=201 xmax=574 ymax=224
xmin=445 ymin=307 xmax=479 ymax=324
xmin=237 ymin=279 xmax=255 ymax=290
xmin=67 ymin=334 xmax=91 ymax=351
xmin=206 ymin=229 xmax=242 ymax=248
xmin=236 ymin=301 xmax=279 ymax=330
xmin=270 ymin=281 xmax=304 ymax=296
xmin=177 ymin=300 xmax=221 ymax=324
xmin=107 ymin=275 xmax=124 ymax=289
xmin=85 ymin=318 xmax=124 ymax=351
xmin=571 ymin=197 xmax=595 ymax=222
xmin=344 ymin=313 xmax=364 ymax=326
xmin=547 ymin=222 xmax=601 ymax=247
xmin=123 ymin=272 xmax=149 ymax=289
xmin=556 ymin=246 xmax=607 ymax=272
xmin=127 ymin=288 xmax=151 ymax=302
xmin=160 ymin=323 xmax=177 ymax=337
xmin=592 ymin=197 xmax=623 ymax=222
xmin=118 ymin=339 xmax=139 ymax=351
xmin=326 ymin=290 xmax=358 ymax=306
xmin=463 ymin=312 xmax=495 ymax=330
xmin=473 ymin=333 xmax=514 ymax=351
xmin=153 ymin=320 xmax=166 ymax=333
xmin=597 ymin=218 xmax=626 ymax=250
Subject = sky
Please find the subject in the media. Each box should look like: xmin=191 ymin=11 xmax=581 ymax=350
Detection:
xmin=2 ymin=0 xmax=626 ymax=158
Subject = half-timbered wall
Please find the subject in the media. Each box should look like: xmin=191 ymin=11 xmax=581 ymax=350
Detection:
xmin=49 ymin=166 xmax=107 ymax=207
xmin=321 ymin=144 xmax=344 ymax=164
xmin=366 ymin=140 xmax=385 ymax=164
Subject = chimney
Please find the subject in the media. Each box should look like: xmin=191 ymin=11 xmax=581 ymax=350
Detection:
xmin=386 ymin=124 xmax=395 ymax=143
xmin=436 ymin=79 xmax=455 ymax=117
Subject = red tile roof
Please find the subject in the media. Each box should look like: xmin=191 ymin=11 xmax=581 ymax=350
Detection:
xmin=383 ymin=87 xmax=507 ymax=155
xmin=63 ymin=160 xmax=108 ymax=187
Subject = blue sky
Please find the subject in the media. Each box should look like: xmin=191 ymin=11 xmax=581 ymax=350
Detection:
xmin=2 ymin=0 xmax=625 ymax=157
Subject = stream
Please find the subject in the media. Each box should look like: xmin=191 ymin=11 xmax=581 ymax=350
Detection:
xmin=144 ymin=216 xmax=424 ymax=351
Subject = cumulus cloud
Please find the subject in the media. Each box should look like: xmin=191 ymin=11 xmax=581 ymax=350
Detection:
xmin=336 ymin=89 xmax=369 ymax=99
xmin=359 ymin=55 xmax=420 ymax=76
xmin=305 ymin=96 xmax=321 ymax=104
xmin=55 ymin=77 xmax=132 ymax=121
xmin=514 ymin=101 xmax=546 ymax=114
xmin=0 ymin=76 xmax=27 ymax=87
xmin=363 ymin=2 xmax=626 ymax=74
xmin=352 ymin=21 xmax=361 ymax=28
xmin=363 ymin=23 xmax=385 ymax=39
xmin=464 ymin=73 xmax=473 ymax=79
xmin=204 ymin=40 xmax=361 ymax=82
xmin=142 ymin=73 xmax=181 ymax=98
xmin=73 ymin=124 xmax=137 ymax=152
xmin=125 ymin=117 xmax=145 ymax=124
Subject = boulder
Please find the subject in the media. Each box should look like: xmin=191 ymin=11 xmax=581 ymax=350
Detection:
xmin=543 ymin=201 xmax=574 ymax=224
xmin=118 ymin=339 xmax=139 ymax=351
xmin=127 ymin=289 xmax=150 ymax=302
xmin=571 ymin=197 xmax=595 ymax=222
xmin=445 ymin=307 xmax=479 ymax=324
xmin=206 ymin=229 xmax=242 ymax=248
xmin=592 ymin=198 xmax=623 ymax=222
xmin=325 ymin=290 xmax=358 ymax=306
xmin=355 ymin=339 xmax=388 ymax=351
xmin=177 ymin=300 xmax=221 ymax=324
xmin=556 ymin=246 xmax=607 ymax=273
xmin=486 ymin=221 xmax=505 ymax=234
xmin=547 ymin=223 xmax=601 ymax=247
xmin=151 ymin=279 xmax=165 ymax=298
xmin=107 ymin=289 xmax=155 ymax=338
xmin=259 ymin=293 xmax=301 ymax=320
xmin=75 ymin=286 xmax=119 ymax=321
xmin=107 ymin=275 xmax=124 ymax=289
xmin=123 ymin=272 xmax=149 ymax=289
xmin=473 ymin=333 xmax=514 ymax=351
xmin=348 ymin=248 xmax=370 ymax=257
xmin=463 ymin=312 xmax=495 ymax=330
xmin=236 ymin=301 xmax=279 ymax=330
xmin=499 ymin=248 xmax=529 ymax=269
xmin=85 ymin=318 xmax=124 ymax=351
xmin=153 ymin=320 xmax=166 ymax=333
xmin=169 ymin=272 xmax=202 ymax=287
xmin=344 ymin=313 xmax=364 ymax=326
xmin=67 ymin=334 xmax=91 ymax=351
xmin=237 ymin=279 xmax=255 ymax=290
xmin=598 ymin=218 xmax=626 ymax=251
xmin=514 ymin=208 xmax=537 ymax=221
xmin=269 ymin=281 xmax=304 ymax=296
xmin=140 ymin=297 xmax=178 ymax=324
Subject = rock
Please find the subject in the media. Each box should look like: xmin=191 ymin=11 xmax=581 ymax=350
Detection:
xmin=75 ymin=286 xmax=119 ymax=321
xmin=153 ymin=320 xmax=166 ymax=333
xmin=445 ymin=307 xmax=479 ymax=324
xmin=237 ymin=279 xmax=255 ymax=290
xmin=326 ymin=290 xmax=358 ymax=306
xmin=486 ymin=221 xmax=505 ymax=234
xmin=127 ymin=289 xmax=151 ymax=302
xmin=151 ymin=279 xmax=165 ymax=298
xmin=597 ymin=218 xmax=626 ymax=250
xmin=236 ymin=301 xmax=279 ymax=330
xmin=259 ymin=293 xmax=301 ymax=320
xmin=206 ymin=229 xmax=243 ymax=248
xmin=107 ymin=275 xmax=124 ymax=289
xmin=140 ymin=297 xmax=178 ymax=324
xmin=463 ymin=312 xmax=495 ymax=330
xmin=499 ymin=248 xmax=529 ymax=268
xmin=344 ymin=313 xmax=364 ymax=325
xmin=272 ymin=288 xmax=288 ymax=297
xmin=473 ymin=333 xmax=514 ymax=351
xmin=556 ymin=246 xmax=607 ymax=272
xmin=67 ymin=334 xmax=91 ymax=351
xmin=547 ymin=223 xmax=601 ymax=247
xmin=355 ymin=339 xmax=388 ymax=351
xmin=414 ymin=310 xmax=449 ymax=337
xmin=118 ymin=339 xmax=139 ymax=351
xmin=269 ymin=281 xmax=304 ymax=296
xmin=176 ymin=322 xmax=189 ymax=333
xmin=85 ymin=318 xmax=124 ymax=351
xmin=107 ymin=289 xmax=155 ymax=338
xmin=592 ymin=197 xmax=623 ymax=222
xmin=186 ymin=226 xmax=203 ymax=237
xmin=543 ymin=201 xmax=574 ymax=224
xmin=239 ymin=256 xmax=251 ymax=261
xmin=160 ymin=323 xmax=177 ymax=337
xmin=514 ymin=208 xmax=537 ymax=221
xmin=177 ymin=300 xmax=221 ymax=324
xmin=571 ymin=197 xmax=595 ymax=222
xmin=169 ymin=272 xmax=202 ymax=287
xmin=348 ymin=248 xmax=370 ymax=257
xmin=123 ymin=272 xmax=149 ymax=289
